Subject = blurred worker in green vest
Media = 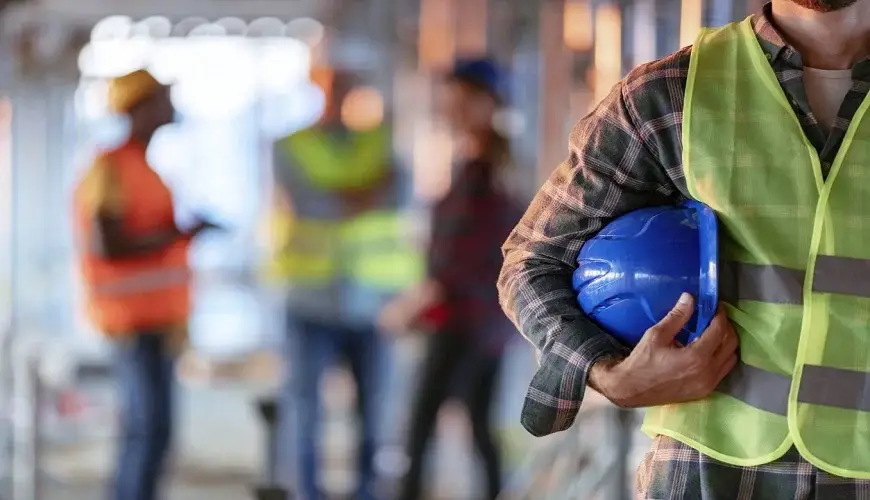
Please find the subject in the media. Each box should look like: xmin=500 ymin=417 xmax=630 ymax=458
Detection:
xmin=267 ymin=67 xmax=422 ymax=500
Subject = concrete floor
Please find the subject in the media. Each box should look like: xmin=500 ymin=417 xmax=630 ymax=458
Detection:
xmin=7 ymin=342 xmax=647 ymax=500
xmin=30 ymin=384 xmax=517 ymax=500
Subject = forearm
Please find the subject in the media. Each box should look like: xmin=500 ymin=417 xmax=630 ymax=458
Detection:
xmin=90 ymin=214 xmax=185 ymax=259
xmin=118 ymin=230 xmax=185 ymax=255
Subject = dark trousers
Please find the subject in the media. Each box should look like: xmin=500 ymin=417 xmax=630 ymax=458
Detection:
xmin=111 ymin=333 xmax=176 ymax=500
xmin=398 ymin=332 xmax=503 ymax=500
xmin=280 ymin=318 xmax=384 ymax=500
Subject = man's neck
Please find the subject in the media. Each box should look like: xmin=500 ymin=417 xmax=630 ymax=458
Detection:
xmin=129 ymin=127 xmax=155 ymax=149
xmin=770 ymin=0 xmax=870 ymax=69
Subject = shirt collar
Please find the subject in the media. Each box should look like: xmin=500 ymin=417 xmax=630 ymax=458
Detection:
xmin=752 ymin=2 xmax=870 ymax=71
xmin=752 ymin=3 xmax=799 ymax=66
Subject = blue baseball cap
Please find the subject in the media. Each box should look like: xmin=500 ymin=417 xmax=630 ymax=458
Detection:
xmin=448 ymin=57 xmax=507 ymax=103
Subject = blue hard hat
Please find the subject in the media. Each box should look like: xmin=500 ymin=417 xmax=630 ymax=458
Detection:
xmin=572 ymin=201 xmax=719 ymax=347
xmin=449 ymin=57 xmax=507 ymax=103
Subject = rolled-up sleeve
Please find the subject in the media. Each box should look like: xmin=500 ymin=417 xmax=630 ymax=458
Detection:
xmin=498 ymin=80 xmax=679 ymax=436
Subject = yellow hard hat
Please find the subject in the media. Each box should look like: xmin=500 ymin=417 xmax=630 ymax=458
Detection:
xmin=107 ymin=69 xmax=166 ymax=114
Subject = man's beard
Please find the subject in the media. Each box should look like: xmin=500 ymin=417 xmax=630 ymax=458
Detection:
xmin=786 ymin=0 xmax=858 ymax=12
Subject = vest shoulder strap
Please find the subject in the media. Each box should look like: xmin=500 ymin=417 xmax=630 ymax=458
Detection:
xmin=694 ymin=16 xmax=749 ymax=46
xmin=78 ymin=152 xmax=125 ymax=217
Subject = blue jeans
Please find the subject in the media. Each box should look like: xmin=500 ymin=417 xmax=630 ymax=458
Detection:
xmin=279 ymin=317 xmax=385 ymax=500
xmin=111 ymin=333 xmax=175 ymax=500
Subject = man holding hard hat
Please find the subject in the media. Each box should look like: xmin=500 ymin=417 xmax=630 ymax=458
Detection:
xmin=499 ymin=1 xmax=870 ymax=498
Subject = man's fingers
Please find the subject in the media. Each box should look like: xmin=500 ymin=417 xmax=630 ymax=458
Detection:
xmin=714 ymin=325 xmax=739 ymax=358
xmin=648 ymin=293 xmax=695 ymax=345
xmin=713 ymin=353 xmax=738 ymax=386
xmin=711 ymin=328 xmax=739 ymax=372
xmin=689 ymin=308 xmax=731 ymax=355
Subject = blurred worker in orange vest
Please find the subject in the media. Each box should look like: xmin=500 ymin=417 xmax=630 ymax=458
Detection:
xmin=72 ymin=69 xmax=221 ymax=500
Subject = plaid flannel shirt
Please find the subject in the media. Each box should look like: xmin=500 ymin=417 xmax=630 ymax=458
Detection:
xmin=430 ymin=159 xmax=525 ymax=355
xmin=498 ymin=5 xmax=870 ymax=438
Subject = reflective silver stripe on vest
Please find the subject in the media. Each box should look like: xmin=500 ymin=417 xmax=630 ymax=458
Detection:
xmin=812 ymin=255 xmax=870 ymax=298
xmin=715 ymin=362 xmax=870 ymax=414
xmin=713 ymin=258 xmax=870 ymax=413
xmin=716 ymin=361 xmax=790 ymax=416
xmin=719 ymin=261 xmax=804 ymax=305
xmin=720 ymin=257 xmax=870 ymax=305
xmin=797 ymin=365 xmax=870 ymax=412
xmin=91 ymin=267 xmax=189 ymax=296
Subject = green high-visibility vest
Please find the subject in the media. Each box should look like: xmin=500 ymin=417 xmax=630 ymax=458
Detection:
xmin=269 ymin=126 xmax=422 ymax=290
xmin=642 ymin=17 xmax=870 ymax=478
xmin=339 ymin=210 xmax=424 ymax=290
xmin=267 ymin=213 xmax=341 ymax=285
xmin=285 ymin=126 xmax=390 ymax=192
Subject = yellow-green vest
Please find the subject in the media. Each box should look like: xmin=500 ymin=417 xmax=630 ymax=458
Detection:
xmin=268 ymin=125 xmax=422 ymax=293
xmin=642 ymin=17 xmax=870 ymax=478
xmin=287 ymin=126 xmax=391 ymax=192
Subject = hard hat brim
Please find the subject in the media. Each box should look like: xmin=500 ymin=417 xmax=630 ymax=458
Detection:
xmin=683 ymin=199 xmax=719 ymax=344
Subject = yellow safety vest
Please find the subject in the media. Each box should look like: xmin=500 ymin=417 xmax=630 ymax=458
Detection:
xmin=268 ymin=213 xmax=341 ymax=285
xmin=643 ymin=17 xmax=870 ymax=478
xmin=286 ymin=126 xmax=390 ymax=191
xmin=268 ymin=126 xmax=422 ymax=291
xmin=339 ymin=210 xmax=424 ymax=290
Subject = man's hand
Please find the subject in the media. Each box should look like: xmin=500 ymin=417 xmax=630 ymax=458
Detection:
xmin=188 ymin=218 xmax=225 ymax=238
xmin=378 ymin=296 xmax=416 ymax=337
xmin=378 ymin=280 xmax=444 ymax=336
xmin=590 ymin=293 xmax=739 ymax=409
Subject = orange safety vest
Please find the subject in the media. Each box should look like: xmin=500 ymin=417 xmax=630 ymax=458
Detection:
xmin=73 ymin=140 xmax=191 ymax=335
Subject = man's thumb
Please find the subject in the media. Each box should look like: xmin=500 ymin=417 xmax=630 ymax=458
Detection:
xmin=649 ymin=293 xmax=694 ymax=343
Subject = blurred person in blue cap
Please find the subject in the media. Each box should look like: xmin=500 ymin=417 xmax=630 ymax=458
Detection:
xmin=498 ymin=0 xmax=870 ymax=498
xmin=379 ymin=57 xmax=524 ymax=500
xmin=72 ymin=69 xmax=221 ymax=500
xmin=268 ymin=67 xmax=422 ymax=500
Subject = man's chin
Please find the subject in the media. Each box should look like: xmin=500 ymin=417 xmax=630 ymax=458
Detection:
xmin=785 ymin=0 xmax=859 ymax=11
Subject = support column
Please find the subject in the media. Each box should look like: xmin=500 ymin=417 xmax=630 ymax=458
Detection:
xmin=417 ymin=0 xmax=455 ymax=71
xmin=9 ymin=85 xmax=50 ymax=332
xmin=632 ymin=0 xmax=657 ymax=67
xmin=505 ymin=1 xmax=542 ymax=201
xmin=0 ymin=92 xmax=12 ymax=500
xmin=537 ymin=0 xmax=572 ymax=181
xmin=707 ymin=0 xmax=734 ymax=26
xmin=486 ymin=0 xmax=514 ymax=63
xmin=593 ymin=4 xmax=622 ymax=104
xmin=455 ymin=0 xmax=487 ymax=57
xmin=413 ymin=0 xmax=455 ymax=201
xmin=680 ymin=0 xmax=703 ymax=48
xmin=1 ymin=22 xmax=82 ymax=497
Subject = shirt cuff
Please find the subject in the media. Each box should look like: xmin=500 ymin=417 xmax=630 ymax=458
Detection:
xmin=520 ymin=329 xmax=629 ymax=437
